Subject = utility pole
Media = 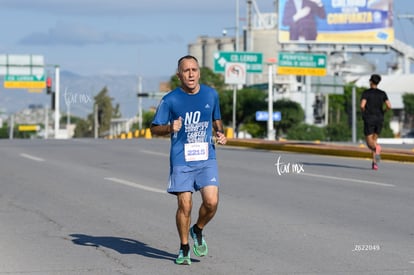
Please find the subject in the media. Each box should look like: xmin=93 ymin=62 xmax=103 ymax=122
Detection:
xmin=9 ymin=114 xmax=14 ymax=140
xmin=352 ymin=86 xmax=357 ymax=143
xmin=54 ymin=65 xmax=60 ymax=139
xmin=137 ymin=76 xmax=143 ymax=130
xmin=246 ymin=0 xmax=252 ymax=52
xmin=267 ymin=62 xmax=275 ymax=140
xmin=94 ymin=104 xmax=99 ymax=139
xmin=235 ymin=0 xmax=240 ymax=52
xmin=45 ymin=106 xmax=48 ymax=139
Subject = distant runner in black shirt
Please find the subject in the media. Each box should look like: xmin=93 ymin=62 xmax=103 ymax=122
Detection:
xmin=360 ymin=74 xmax=392 ymax=170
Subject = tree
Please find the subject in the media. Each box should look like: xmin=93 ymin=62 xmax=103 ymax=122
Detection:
xmin=219 ymin=88 xmax=267 ymax=133
xmin=274 ymin=99 xmax=305 ymax=137
xmin=287 ymin=123 xmax=325 ymax=141
xmin=402 ymin=93 xmax=414 ymax=129
xmin=92 ymin=86 xmax=114 ymax=136
xmin=131 ymin=110 xmax=156 ymax=130
xmin=0 ymin=124 xmax=8 ymax=139
xmin=74 ymin=119 xmax=92 ymax=138
xmin=73 ymin=86 xmax=119 ymax=138
xmin=325 ymin=122 xmax=351 ymax=141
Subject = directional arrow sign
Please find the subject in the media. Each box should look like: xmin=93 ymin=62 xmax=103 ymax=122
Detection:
xmin=214 ymin=51 xmax=263 ymax=73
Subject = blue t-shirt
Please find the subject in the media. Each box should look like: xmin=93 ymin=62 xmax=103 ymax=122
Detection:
xmin=152 ymin=84 xmax=222 ymax=167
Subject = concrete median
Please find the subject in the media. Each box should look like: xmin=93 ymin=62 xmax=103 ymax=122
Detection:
xmin=225 ymin=138 xmax=414 ymax=163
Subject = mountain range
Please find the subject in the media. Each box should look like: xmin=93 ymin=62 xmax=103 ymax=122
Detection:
xmin=0 ymin=71 xmax=168 ymax=119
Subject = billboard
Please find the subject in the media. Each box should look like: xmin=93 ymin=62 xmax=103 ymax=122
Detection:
xmin=278 ymin=0 xmax=394 ymax=44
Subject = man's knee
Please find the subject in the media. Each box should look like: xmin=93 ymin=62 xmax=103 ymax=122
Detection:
xmin=203 ymin=197 xmax=218 ymax=211
xmin=365 ymin=135 xmax=376 ymax=150
xmin=177 ymin=193 xmax=193 ymax=216
xmin=201 ymin=188 xmax=219 ymax=211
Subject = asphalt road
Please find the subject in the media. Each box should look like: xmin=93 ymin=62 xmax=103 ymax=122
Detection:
xmin=0 ymin=138 xmax=413 ymax=275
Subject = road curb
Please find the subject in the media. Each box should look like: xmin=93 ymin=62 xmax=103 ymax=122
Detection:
xmin=225 ymin=139 xmax=414 ymax=163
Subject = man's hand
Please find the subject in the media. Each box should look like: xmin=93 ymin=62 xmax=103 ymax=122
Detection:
xmin=293 ymin=6 xmax=311 ymax=21
xmin=171 ymin=117 xmax=182 ymax=133
xmin=216 ymin=131 xmax=227 ymax=145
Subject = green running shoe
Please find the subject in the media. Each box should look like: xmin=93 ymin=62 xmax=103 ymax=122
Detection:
xmin=190 ymin=225 xmax=208 ymax=257
xmin=175 ymin=249 xmax=191 ymax=265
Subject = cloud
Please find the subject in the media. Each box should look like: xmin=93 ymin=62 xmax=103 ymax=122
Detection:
xmin=18 ymin=22 xmax=183 ymax=46
xmin=0 ymin=0 xmax=237 ymax=16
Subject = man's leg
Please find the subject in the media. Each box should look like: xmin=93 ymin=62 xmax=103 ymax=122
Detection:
xmin=190 ymin=185 xmax=218 ymax=257
xmin=175 ymin=192 xmax=192 ymax=264
xmin=366 ymin=133 xmax=379 ymax=170
xmin=196 ymin=185 xmax=219 ymax=229
xmin=176 ymin=192 xmax=192 ymax=243
xmin=365 ymin=134 xmax=376 ymax=152
xmin=372 ymin=133 xmax=381 ymax=163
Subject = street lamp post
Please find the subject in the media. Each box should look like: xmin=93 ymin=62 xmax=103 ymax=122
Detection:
xmin=54 ymin=65 xmax=60 ymax=139
xmin=267 ymin=59 xmax=276 ymax=140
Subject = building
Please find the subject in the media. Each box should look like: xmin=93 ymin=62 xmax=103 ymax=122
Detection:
xmin=188 ymin=6 xmax=414 ymax=129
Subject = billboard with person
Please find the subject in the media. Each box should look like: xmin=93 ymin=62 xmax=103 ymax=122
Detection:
xmin=278 ymin=0 xmax=394 ymax=44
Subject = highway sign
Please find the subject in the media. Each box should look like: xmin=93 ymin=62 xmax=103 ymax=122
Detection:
xmin=4 ymin=75 xmax=46 ymax=89
xmin=214 ymin=51 xmax=263 ymax=73
xmin=18 ymin=125 xmax=40 ymax=132
xmin=277 ymin=52 xmax=327 ymax=76
xmin=0 ymin=54 xmax=45 ymax=76
xmin=256 ymin=111 xmax=282 ymax=122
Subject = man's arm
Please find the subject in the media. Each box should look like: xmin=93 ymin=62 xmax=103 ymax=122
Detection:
xmin=384 ymin=99 xmax=392 ymax=112
xmin=150 ymin=117 xmax=182 ymax=136
xmin=213 ymin=119 xmax=227 ymax=145
xmin=212 ymin=119 xmax=224 ymax=133
xmin=150 ymin=124 xmax=173 ymax=136
xmin=360 ymin=98 xmax=367 ymax=112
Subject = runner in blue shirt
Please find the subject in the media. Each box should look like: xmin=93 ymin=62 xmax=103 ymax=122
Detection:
xmin=151 ymin=55 xmax=227 ymax=265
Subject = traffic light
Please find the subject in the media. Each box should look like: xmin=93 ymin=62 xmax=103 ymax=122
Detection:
xmin=98 ymin=109 xmax=103 ymax=126
xmin=46 ymin=77 xmax=52 ymax=94
xmin=313 ymin=95 xmax=325 ymax=123
xmin=51 ymin=92 xmax=56 ymax=111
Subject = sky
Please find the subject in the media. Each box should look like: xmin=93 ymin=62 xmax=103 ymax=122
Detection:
xmin=1 ymin=0 xmax=414 ymax=80
xmin=0 ymin=0 xmax=275 ymax=80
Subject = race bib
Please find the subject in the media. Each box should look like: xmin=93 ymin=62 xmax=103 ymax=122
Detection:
xmin=184 ymin=142 xmax=209 ymax=162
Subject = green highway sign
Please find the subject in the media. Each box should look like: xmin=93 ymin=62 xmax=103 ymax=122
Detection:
xmin=5 ymin=75 xmax=45 ymax=81
xmin=277 ymin=52 xmax=327 ymax=76
xmin=4 ymin=74 xmax=46 ymax=89
xmin=214 ymin=51 xmax=263 ymax=73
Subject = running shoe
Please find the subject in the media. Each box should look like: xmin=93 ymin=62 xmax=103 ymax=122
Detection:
xmin=375 ymin=144 xmax=381 ymax=163
xmin=190 ymin=225 xmax=208 ymax=257
xmin=372 ymin=162 xmax=378 ymax=171
xmin=175 ymin=250 xmax=191 ymax=265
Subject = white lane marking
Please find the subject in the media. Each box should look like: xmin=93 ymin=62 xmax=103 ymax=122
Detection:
xmin=20 ymin=153 xmax=45 ymax=162
xmin=140 ymin=150 xmax=169 ymax=157
xmin=104 ymin=177 xmax=166 ymax=194
xmin=302 ymin=172 xmax=395 ymax=188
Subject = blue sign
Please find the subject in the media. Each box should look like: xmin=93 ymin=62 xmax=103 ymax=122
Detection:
xmin=255 ymin=111 xmax=281 ymax=122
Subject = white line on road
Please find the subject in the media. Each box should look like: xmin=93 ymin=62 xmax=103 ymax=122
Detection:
xmin=140 ymin=150 xmax=169 ymax=157
xmin=20 ymin=153 xmax=45 ymax=162
xmin=104 ymin=177 xmax=167 ymax=194
xmin=302 ymin=173 xmax=395 ymax=188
